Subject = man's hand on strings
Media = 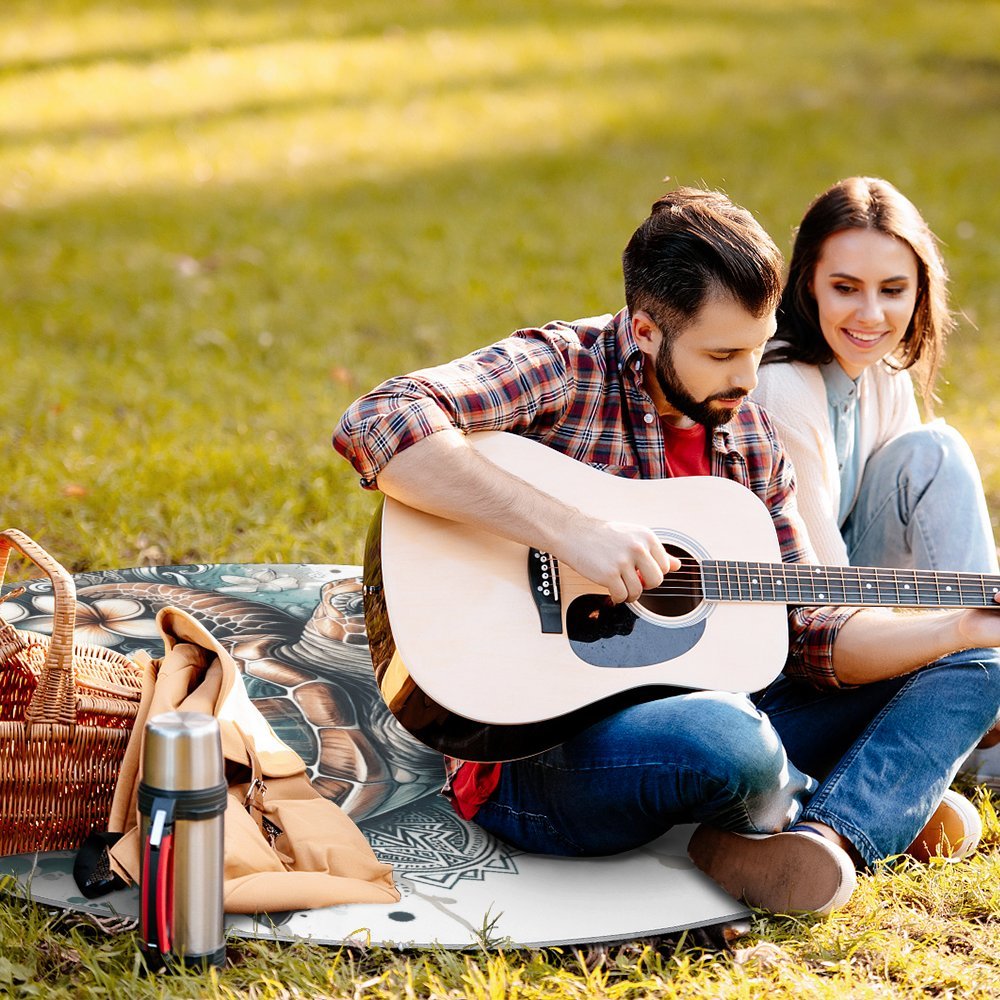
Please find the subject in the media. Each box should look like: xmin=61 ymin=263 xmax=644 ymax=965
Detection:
xmin=555 ymin=517 xmax=680 ymax=604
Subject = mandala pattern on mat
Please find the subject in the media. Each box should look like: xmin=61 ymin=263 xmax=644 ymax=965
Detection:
xmin=361 ymin=797 xmax=522 ymax=890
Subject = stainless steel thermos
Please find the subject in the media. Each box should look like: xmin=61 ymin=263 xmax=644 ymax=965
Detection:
xmin=139 ymin=711 xmax=227 ymax=970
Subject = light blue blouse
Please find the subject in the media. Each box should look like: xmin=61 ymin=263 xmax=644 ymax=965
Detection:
xmin=820 ymin=360 xmax=864 ymax=527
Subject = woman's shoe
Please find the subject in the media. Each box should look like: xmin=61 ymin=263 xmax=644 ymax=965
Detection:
xmin=906 ymin=789 xmax=982 ymax=862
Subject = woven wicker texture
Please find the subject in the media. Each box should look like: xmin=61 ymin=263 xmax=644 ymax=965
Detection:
xmin=0 ymin=529 xmax=144 ymax=855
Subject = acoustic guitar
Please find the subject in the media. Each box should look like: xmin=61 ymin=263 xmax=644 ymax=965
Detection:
xmin=362 ymin=431 xmax=1000 ymax=762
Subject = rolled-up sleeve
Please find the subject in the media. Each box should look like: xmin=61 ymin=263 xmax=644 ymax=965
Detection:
xmin=785 ymin=605 xmax=858 ymax=687
xmin=333 ymin=389 xmax=458 ymax=488
xmin=332 ymin=332 xmax=573 ymax=488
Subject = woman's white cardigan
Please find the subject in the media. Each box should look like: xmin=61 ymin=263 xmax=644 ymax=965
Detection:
xmin=752 ymin=359 xmax=921 ymax=566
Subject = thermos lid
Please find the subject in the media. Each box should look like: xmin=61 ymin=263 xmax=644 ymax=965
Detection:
xmin=142 ymin=711 xmax=225 ymax=791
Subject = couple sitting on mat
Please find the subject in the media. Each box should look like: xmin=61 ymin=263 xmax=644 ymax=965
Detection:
xmin=334 ymin=178 xmax=1000 ymax=916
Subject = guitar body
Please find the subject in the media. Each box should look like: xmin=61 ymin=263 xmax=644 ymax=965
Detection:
xmin=364 ymin=432 xmax=789 ymax=761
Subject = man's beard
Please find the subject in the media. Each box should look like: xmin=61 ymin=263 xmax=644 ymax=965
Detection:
xmin=654 ymin=339 xmax=748 ymax=429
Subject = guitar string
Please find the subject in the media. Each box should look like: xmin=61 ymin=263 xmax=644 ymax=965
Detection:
xmin=547 ymin=560 xmax=1000 ymax=586
xmin=555 ymin=583 xmax=999 ymax=606
xmin=538 ymin=542 xmax=1000 ymax=585
xmin=644 ymin=572 xmax=1000 ymax=599
xmin=555 ymin=565 xmax=1000 ymax=605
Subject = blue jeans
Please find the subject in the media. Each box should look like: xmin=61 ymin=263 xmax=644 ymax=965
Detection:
xmin=843 ymin=423 xmax=999 ymax=574
xmin=841 ymin=422 xmax=1000 ymax=785
xmin=474 ymin=691 xmax=816 ymax=857
xmin=755 ymin=647 xmax=1000 ymax=866
xmin=475 ymin=650 xmax=1000 ymax=868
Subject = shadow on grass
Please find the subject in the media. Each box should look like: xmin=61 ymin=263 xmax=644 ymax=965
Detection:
xmin=1 ymin=0 xmax=816 ymax=78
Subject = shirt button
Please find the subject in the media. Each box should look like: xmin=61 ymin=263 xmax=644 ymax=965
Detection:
xmin=643 ymin=413 xmax=655 ymax=424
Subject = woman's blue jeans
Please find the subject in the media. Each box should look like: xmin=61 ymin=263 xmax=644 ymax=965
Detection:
xmin=842 ymin=422 xmax=998 ymax=574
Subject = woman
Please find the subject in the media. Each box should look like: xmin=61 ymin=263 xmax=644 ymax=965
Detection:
xmin=753 ymin=176 xmax=1000 ymax=853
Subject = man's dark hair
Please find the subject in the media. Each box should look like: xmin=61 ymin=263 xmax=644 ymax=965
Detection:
xmin=622 ymin=187 xmax=783 ymax=340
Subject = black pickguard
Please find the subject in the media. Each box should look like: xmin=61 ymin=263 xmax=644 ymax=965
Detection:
xmin=565 ymin=593 xmax=705 ymax=666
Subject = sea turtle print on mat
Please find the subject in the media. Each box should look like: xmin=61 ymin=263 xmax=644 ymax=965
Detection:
xmin=0 ymin=563 xmax=442 ymax=821
xmin=0 ymin=564 xmax=749 ymax=948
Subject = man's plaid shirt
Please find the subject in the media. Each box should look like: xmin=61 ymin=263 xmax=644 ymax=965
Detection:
xmin=334 ymin=309 xmax=859 ymax=804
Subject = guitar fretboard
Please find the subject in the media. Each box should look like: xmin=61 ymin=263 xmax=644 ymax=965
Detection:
xmin=701 ymin=561 xmax=1000 ymax=609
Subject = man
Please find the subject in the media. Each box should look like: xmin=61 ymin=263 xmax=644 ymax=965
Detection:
xmin=333 ymin=188 xmax=1000 ymax=915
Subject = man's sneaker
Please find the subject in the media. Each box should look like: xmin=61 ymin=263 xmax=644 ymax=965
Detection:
xmin=687 ymin=825 xmax=857 ymax=915
xmin=906 ymin=789 xmax=982 ymax=862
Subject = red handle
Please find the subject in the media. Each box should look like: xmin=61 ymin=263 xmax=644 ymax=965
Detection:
xmin=156 ymin=832 xmax=174 ymax=955
xmin=140 ymin=834 xmax=153 ymax=943
xmin=140 ymin=801 xmax=175 ymax=963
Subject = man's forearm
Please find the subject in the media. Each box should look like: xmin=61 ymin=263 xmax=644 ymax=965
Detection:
xmin=374 ymin=429 xmax=676 ymax=604
xmin=375 ymin=428 xmax=578 ymax=555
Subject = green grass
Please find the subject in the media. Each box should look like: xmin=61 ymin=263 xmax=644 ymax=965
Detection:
xmin=3 ymin=0 xmax=1000 ymax=995
xmin=3 ymin=790 xmax=1000 ymax=997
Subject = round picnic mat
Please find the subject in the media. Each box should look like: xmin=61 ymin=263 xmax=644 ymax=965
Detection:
xmin=0 ymin=563 xmax=747 ymax=949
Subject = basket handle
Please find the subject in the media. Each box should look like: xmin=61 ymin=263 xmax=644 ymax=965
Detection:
xmin=0 ymin=528 xmax=78 ymax=728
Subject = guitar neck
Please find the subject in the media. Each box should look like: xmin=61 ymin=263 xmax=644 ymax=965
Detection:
xmin=701 ymin=561 xmax=1000 ymax=609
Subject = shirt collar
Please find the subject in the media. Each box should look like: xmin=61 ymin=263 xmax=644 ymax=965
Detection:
xmin=820 ymin=359 xmax=860 ymax=406
xmin=616 ymin=308 xmax=645 ymax=379
xmin=711 ymin=423 xmax=735 ymax=455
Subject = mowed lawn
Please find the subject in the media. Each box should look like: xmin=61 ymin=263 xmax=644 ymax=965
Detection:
xmin=2 ymin=1 xmax=1000 ymax=997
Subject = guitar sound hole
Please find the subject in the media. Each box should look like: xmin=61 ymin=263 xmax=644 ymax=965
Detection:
xmin=636 ymin=543 xmax=703 ymax=618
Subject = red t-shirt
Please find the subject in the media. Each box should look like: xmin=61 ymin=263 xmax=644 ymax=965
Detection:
xmin=660 ymin=419 xmax=710 ymax=477
xmin=448 ymin=420 xmax=710 ymax=819
xmin=449 ymin=761 xmax=504 ymax=820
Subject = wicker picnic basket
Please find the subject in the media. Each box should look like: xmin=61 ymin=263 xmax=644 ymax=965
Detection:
xmin=0 ymin=528 xmax=145 ymax=856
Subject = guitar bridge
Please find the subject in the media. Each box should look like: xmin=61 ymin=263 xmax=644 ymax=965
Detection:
xmin=528 ymin=549 xmax=563 ymax=633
